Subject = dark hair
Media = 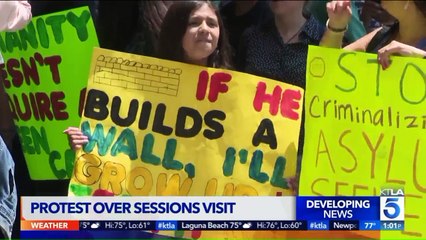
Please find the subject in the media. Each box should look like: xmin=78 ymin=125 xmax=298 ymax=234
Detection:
xmin=157 ymin=0 xmax=232 ymax=69
xmin=414 ymin=1 xmax=426 ymax=17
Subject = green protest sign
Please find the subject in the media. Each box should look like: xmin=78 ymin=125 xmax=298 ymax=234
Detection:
xmin=0 ymin=7 xmax=99 ymax=180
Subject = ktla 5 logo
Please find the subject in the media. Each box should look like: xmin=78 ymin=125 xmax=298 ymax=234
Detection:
xmin=380 ymin=197 xmax=404 ymax=221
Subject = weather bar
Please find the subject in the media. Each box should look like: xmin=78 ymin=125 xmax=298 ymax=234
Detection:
xmin=77 ymin=221 xmax=307 ymax=231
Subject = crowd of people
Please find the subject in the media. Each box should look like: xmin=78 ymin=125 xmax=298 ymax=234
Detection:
xmin=1 ymin=0 xmax=426 ymax=238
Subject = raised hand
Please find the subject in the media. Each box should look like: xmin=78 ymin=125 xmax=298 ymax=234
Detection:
xmin=326 ymin=0 xmax=352 ymax=31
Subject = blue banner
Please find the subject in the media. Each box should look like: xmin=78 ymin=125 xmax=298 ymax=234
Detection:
xmin=296 ymin=197 xmax=380 ymax=220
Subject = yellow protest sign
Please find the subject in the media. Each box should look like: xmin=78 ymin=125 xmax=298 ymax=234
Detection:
xmin=68 ymin=47 xmax=303 ymax=237
xmin=300 ymin=46 xmax=426 ymax=239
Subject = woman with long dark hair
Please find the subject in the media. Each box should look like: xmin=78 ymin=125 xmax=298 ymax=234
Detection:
xmin=157 ymin=0 xmax=232 ymax=69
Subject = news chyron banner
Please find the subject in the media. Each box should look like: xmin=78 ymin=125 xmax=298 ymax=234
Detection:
xmin=21 ymin=196 xmax=298 ymax=239
xmin=0 ymin=7 xmax=99 ymax=180
xmin=21 ymin=195 xmax=403 ymax=239
xmin=68 ymin=48 xmax=303 ymax=238
xmin=300 ymin=46 xmax=426 ymax=238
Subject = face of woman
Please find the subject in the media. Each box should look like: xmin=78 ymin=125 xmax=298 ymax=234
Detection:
xmin=182 ymin=3 xmax=220 ymax=65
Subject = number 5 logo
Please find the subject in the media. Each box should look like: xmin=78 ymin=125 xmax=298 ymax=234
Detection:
xmin=380 ymin=197 xmax=404 ymax=221
xmin=384 ymin=198 xmax=400 ymax=219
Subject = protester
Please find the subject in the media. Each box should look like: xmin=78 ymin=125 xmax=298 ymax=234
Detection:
xmin=236 ymin=1 xmax=325 ymax=194
xmin=0 ymin=2 xmax=32 ymax=238
xmin=0 ymin=137 xmax=16 ymax=240
xmin=322 ymin=0 xmax=426 ymax=69
xmin=237 ymin=0 xmax=324 ymax=88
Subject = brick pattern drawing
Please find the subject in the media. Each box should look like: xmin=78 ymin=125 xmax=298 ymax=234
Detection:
xmin=93 ymin=55 xmax=182 ymax=96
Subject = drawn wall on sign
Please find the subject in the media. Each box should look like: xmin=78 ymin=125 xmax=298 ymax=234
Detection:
xmin=94 ymin=55 xmax=182 ymax=96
